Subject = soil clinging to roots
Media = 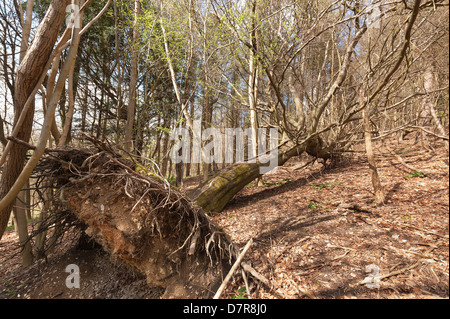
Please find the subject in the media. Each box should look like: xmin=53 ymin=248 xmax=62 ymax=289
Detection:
xmin=34 ymin=136 xmax=235 ymax=298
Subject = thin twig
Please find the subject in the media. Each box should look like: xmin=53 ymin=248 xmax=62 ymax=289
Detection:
xmin=214 ymin=238 xmax=253 ymax=299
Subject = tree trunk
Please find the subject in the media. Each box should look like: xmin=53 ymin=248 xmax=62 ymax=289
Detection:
xmin=161 ymin=136 xmax=169 ymax=177
xmin=59 ymin=1 xmax=84 ymax=147
xmin=13 ymin=191 xmax=33 ymax=266
xmin=0 ymin=0 xmax=71 ymax=240
xmin=288 ymin=68 xmax=305 ymax=129
xmin=0 ymin=114 xmax=7 ymax=148
xmin=33 ymin=182 xmax=52 ymax=260
xmin=81 ymin=78 xmax=88 ymax=133
xmin=12 ymin=0 xmax=35 ymax=263
xmin=361 ymin=89 xmax=385 ymax=204
xmin=114 ymin=0 xmax=124 ymax=143
xmin=201 ymin=96 xmax=214 ymax=181
xmin=125 ymin=0 xmax=140 ymax=152
xmin=423 ymin=65 xmax=449 ymax=153
xmin=46 ymin=46 xmax=65 ymax=144
xmin=248 ymin=5 xmax=261 ymax=186
xmin=19 ymin=0 xmax=34 ymax=61
xmin=189 ymin=143 xmax=303 ymax=213
xmin=160 ymin=11 xmax=202 ymax=182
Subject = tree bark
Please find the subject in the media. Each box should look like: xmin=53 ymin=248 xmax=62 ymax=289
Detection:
xmin=46 ymin=35 xmax=68 ymax=145
xmin=361 ymin=88 xmax=385 ymax=204
xmin=423 ymin=65 xmax=449 ymax=153
xmin=0 ymin=0 xmax=71 ymax=240
xmin=248 ymin=0 xmax=261 ymax=186
xmin=0 ymin=114 xmax=7 ymax=148
xmin=59 ymin=0 xmax=84 ymax=147
xmin=16 ymin=0 xmax=34 ymax=259
xmin=189 ymin=143 xmax=303 ymax=213
xmin=201 ymin=0 xmax=212 ymax=181
xmin=13 ymin=190 xmax=33 ymax=266
xmin=19 ymin=0 xmax=34 ymax=62
xmin=125 ymin=0 xmax=140 ymax=152
xmin=288 ymin=68 xmax=305 ymax=129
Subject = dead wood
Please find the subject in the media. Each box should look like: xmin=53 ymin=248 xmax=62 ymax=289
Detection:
xmin=214 ymin=238 xmax=253 ymax=299
xmin=32 ymin=136 xmax=238 ymax=298
xmin=189 ymin=143 xmax=306 ymax=213
xmin=241 ymin=262 xmax=270 ymax=287
xmin=384 ymin=143 xmax=429 ymax=176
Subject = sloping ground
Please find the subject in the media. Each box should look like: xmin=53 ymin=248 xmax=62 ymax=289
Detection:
xmin=1 ymin=140 xmax=235 ymax=299
xmin=1 ymin=137 xmax=448 ymax=299
xmin=211 ymin=138 xmax=449 ymax=299
xmin=0 ymin=229 xmax=164 ymax=298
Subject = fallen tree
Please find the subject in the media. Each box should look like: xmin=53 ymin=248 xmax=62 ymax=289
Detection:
xmin=189 ymin=137 xmax=334 ymax=213
xmin=26 ymin=132 xmax=328 ymax=297
xmin=33 ymin=139 xmax=237 ymax=298
xmin=189 ymin=0 xmax=427 ymax=214
xmin=2 ymin=0 xmax=432 ymax=298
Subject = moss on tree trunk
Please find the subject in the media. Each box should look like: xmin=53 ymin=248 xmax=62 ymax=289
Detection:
xmin=189 ymin=144 xmax=306 ymax=213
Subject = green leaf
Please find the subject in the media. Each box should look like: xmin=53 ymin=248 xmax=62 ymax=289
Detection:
xmin=406 ymin=172 xmax=425 ymax=178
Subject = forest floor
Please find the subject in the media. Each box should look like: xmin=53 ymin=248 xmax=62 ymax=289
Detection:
xmin=210 ymin=138 xmax=449 ymax=299
xmin=0 ymin=137 xmax=448 ymax=299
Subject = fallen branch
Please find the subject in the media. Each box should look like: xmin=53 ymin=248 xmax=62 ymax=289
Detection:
xmin=400 ymin=224 xmax=449 ymax=239
xmin=385 ymin=220 xmax=449 ymax=239
xmin=339 ymin=203 xmax=377 ymax=215
xmin=291 ymin=158 xmax=317 ymax=171
xmin=384 ymin=144 xmax=428 ymax=176
xmin=374 ymin=261 xmax=420 ymax=284
xmin=409 ymin=125 xmax=449 ymax=141
xmin=241 ymin=269 xmax=252 ymax=299
xmin=214 ymin=238 xmax=253 ymax=299
xmin=241 ymin=262 xmax=270 ymax=287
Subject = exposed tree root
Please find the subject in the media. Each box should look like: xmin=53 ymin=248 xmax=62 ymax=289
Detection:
xmin=33 ymin=136 xmax=238 ymax=298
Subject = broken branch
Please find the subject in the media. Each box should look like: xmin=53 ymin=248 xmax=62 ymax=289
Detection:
xmin=214 ymin=238 xmax=253 ymax=299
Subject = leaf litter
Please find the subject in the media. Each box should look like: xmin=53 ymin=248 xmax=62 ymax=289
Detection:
xmin=211 ymin=138 xmax=449 ymax=299
xmin=0 ymin=137 xmax=448 ymax=299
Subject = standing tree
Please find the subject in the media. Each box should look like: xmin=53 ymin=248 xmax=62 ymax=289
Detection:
xmin=0 ymin=0 xmax=72 ymax=240
xmin=0 ymin=0 xmax=111 ymax=240
xmin=125 ymin=0 xmax=140 ymax=152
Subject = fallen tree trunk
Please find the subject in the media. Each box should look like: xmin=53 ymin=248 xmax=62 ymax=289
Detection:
xmin=32 ymin=134 xmax=332 ymax=297
xmin=188 ymin=143 xmax=304 ymax=213
xmin=35 ymin=143 xmax=235 ymax=298
xmin=189 ymin=136 xmax=333 ymax=213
